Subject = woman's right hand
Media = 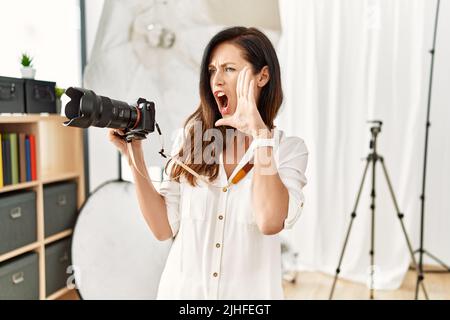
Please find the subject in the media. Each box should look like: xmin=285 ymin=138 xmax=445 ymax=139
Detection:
xmin=107 ymin=128 xmax=143 ymax=163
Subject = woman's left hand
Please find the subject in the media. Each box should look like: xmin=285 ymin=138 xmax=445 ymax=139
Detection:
xmin=214 ymin=66 xmax=270 ymax=138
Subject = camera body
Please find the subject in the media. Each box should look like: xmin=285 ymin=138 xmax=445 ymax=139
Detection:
xmin=120 ymin=98 xmax=156 ymax=142
xmin=63 ymin=87 xmax=155 ymax=141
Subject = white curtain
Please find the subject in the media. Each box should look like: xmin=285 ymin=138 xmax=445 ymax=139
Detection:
xmin=277 ymin=0 xmax=450 ymax=290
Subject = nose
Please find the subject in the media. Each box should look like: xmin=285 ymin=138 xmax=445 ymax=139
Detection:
xmin=212 ymin=70 xmax=224 ymax=88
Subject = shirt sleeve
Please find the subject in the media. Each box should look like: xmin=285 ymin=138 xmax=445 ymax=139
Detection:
xmin=158 ymin=128 xmax=184 ymax=237
xmin=276 ymin=136 xmax=309 ymax=229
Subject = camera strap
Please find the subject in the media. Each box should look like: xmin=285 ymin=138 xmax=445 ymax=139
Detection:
xmin=126 ymin=123 xmax=255 ymax=189
xmin=127 ymin=142 xmax=228 ymax=187
xmin=126 ymin=123 xmax=220 ymax=187
xmin=153 ymin=122 xmax=256 ymax=188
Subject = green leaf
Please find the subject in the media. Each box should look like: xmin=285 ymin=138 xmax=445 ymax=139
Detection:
xmin=55 ymin=87 xmax=66 ymax=99
xmin=20 ymin=53 xmax=33 ymax=67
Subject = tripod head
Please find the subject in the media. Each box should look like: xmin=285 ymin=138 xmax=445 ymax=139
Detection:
xmin=367 ymin=120 xmax=383 ymax=150
xmin=368 ymin=120 xmax=382 ymax=135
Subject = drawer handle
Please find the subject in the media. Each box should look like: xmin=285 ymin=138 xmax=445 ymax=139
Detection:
xmin=12 ymin=272 xmax=24 ymax=284
xmin=10 ymin=207 xmax=22 ymax=219
xmin=59 ymin=252 xmax=69 ymax=263
xmin=57 ymin=195 xmax=67 ymax=206
xmin=33 ymin=85 xmax=55 ymax=102
xmin=0 ymin=83 xmax=15 ymax=100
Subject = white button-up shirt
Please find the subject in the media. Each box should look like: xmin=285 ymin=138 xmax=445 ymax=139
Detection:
xmin=156 ymin=128 xmax=308 ymax=299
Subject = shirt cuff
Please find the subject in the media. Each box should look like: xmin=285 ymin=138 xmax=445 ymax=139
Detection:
xmin=283 ymin=191 xmax=304 ymax=229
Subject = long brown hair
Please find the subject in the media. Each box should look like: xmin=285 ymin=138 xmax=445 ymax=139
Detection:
xmin=167 ymin=26 xmax=283 ymax=186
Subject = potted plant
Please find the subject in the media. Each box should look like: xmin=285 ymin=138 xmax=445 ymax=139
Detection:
xmin=20 ymin=53 xmax=36 ymax=79
xmin=55 ymin=87 xmax=66 ymax=114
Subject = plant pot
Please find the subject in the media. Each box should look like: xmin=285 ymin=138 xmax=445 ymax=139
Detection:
xmin=20 ymin=67 xmax=36 ymax=79
xmin=55 ymin=99 xmax=62 ymax=115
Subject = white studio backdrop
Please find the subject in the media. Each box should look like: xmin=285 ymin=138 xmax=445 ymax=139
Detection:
xmin=277 ymin=0 xmax=450 ymax=290
xmin=82 ymin=0 xmax=450 ymax=291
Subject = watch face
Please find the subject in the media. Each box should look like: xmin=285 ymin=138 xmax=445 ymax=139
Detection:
xmin=253 ymin=138 xmax=275 ymax=148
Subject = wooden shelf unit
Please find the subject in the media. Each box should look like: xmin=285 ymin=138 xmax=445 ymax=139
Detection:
xmin=0 ymin=114 xmax=85 ymax=300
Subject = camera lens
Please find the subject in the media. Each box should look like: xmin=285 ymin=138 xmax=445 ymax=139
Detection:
xmin=64 ymin=87 xmax=139 ymax=129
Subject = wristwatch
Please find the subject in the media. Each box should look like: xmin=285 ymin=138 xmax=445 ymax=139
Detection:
xmin=251 ymin=138 xmax=276 ymax=151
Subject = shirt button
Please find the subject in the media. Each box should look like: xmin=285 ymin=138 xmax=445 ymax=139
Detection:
xmin=216 ymin=243 xmax=221 ymax=248
xmin=213 ymin=272 xmax=218 ymax=277
xmin=222 ymin=187 xmax=228 ymax=192
xmin=218 ymin=215 xmax=223 ymax=220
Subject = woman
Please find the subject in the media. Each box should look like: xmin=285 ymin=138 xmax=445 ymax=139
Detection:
xmin=108 ymin=27 xmax=308 ymax=299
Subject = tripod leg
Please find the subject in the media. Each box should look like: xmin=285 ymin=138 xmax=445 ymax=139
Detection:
xmin=412 ymin=249 xmax=449 ymax=273
xmin=422 ymin=250 xmax=450 ymax=272
xmin=379 ymin=157 xmax=429 ymax=300
xmin=329 ymin=158 xmax=370 ymax=299
xmin=369 ymin=154 xmax=377 ymax=300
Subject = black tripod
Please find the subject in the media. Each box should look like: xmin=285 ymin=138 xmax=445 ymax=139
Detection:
xmin=414 ymin=0 xmax=450 ymax=299
xmin=329 ymin=121 xmax=427 ymax=299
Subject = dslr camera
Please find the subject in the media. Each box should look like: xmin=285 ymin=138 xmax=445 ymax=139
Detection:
xmin=63 ymin=87 xmax=156 ymax=142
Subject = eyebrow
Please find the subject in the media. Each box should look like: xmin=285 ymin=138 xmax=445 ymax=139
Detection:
xmin=208 ymin=62 xmax=236 ymax=68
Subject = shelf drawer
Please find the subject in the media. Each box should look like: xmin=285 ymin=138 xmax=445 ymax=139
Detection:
xmin=0 ymin=190 xmax=37 ymax=255
xmin=24 ymin=79 xmax=56 ymax=114
xmin=0 ymin=76 xmax=26 ymax=113
xmin=45 ymin=238 xmax=72 ymax=296
xmin=0 ymin=252 xmax=39 ymax=300
xmin=44 ymin=181 xmax=77 ymax=237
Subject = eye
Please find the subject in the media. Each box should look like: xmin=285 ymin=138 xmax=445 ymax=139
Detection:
xmin=208 ymin=68 xmax=216 ymax=75
xmin=225 ymin=67 xmax=235 ymax=72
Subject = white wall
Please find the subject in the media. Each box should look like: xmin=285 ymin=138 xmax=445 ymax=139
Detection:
xmin=84 ymin=0 xmax=118 ymax=192
xmin=85 ymin=0 xmax=105 ymax=61
xmin=0 ymin=0 xmax=81 ymax=90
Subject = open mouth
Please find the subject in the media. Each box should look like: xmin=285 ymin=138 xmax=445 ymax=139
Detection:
xmin=215 ymin=91 xmax=229 ymax=114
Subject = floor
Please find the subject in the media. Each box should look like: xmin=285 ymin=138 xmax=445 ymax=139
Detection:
xmin=59 ymin=267 xmax=450 ymax=300
xmin=283 ymin=268 xmax=450 ymax=300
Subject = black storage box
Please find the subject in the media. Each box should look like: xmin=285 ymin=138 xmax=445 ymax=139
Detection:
xmin=0 ymin=252 xmax=39 ymax=300
xmin=0 ymin=190 xmax=37 ymax=255
xmin=0 ymin=76 xmax=26 ymax=113
xmin=44 ymin=181 xmax=77 ymax=237
xmin=45 ymin=238 xmax=72 ymax=296
xmin=24 ymin=79 xmax=56 ymax=114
